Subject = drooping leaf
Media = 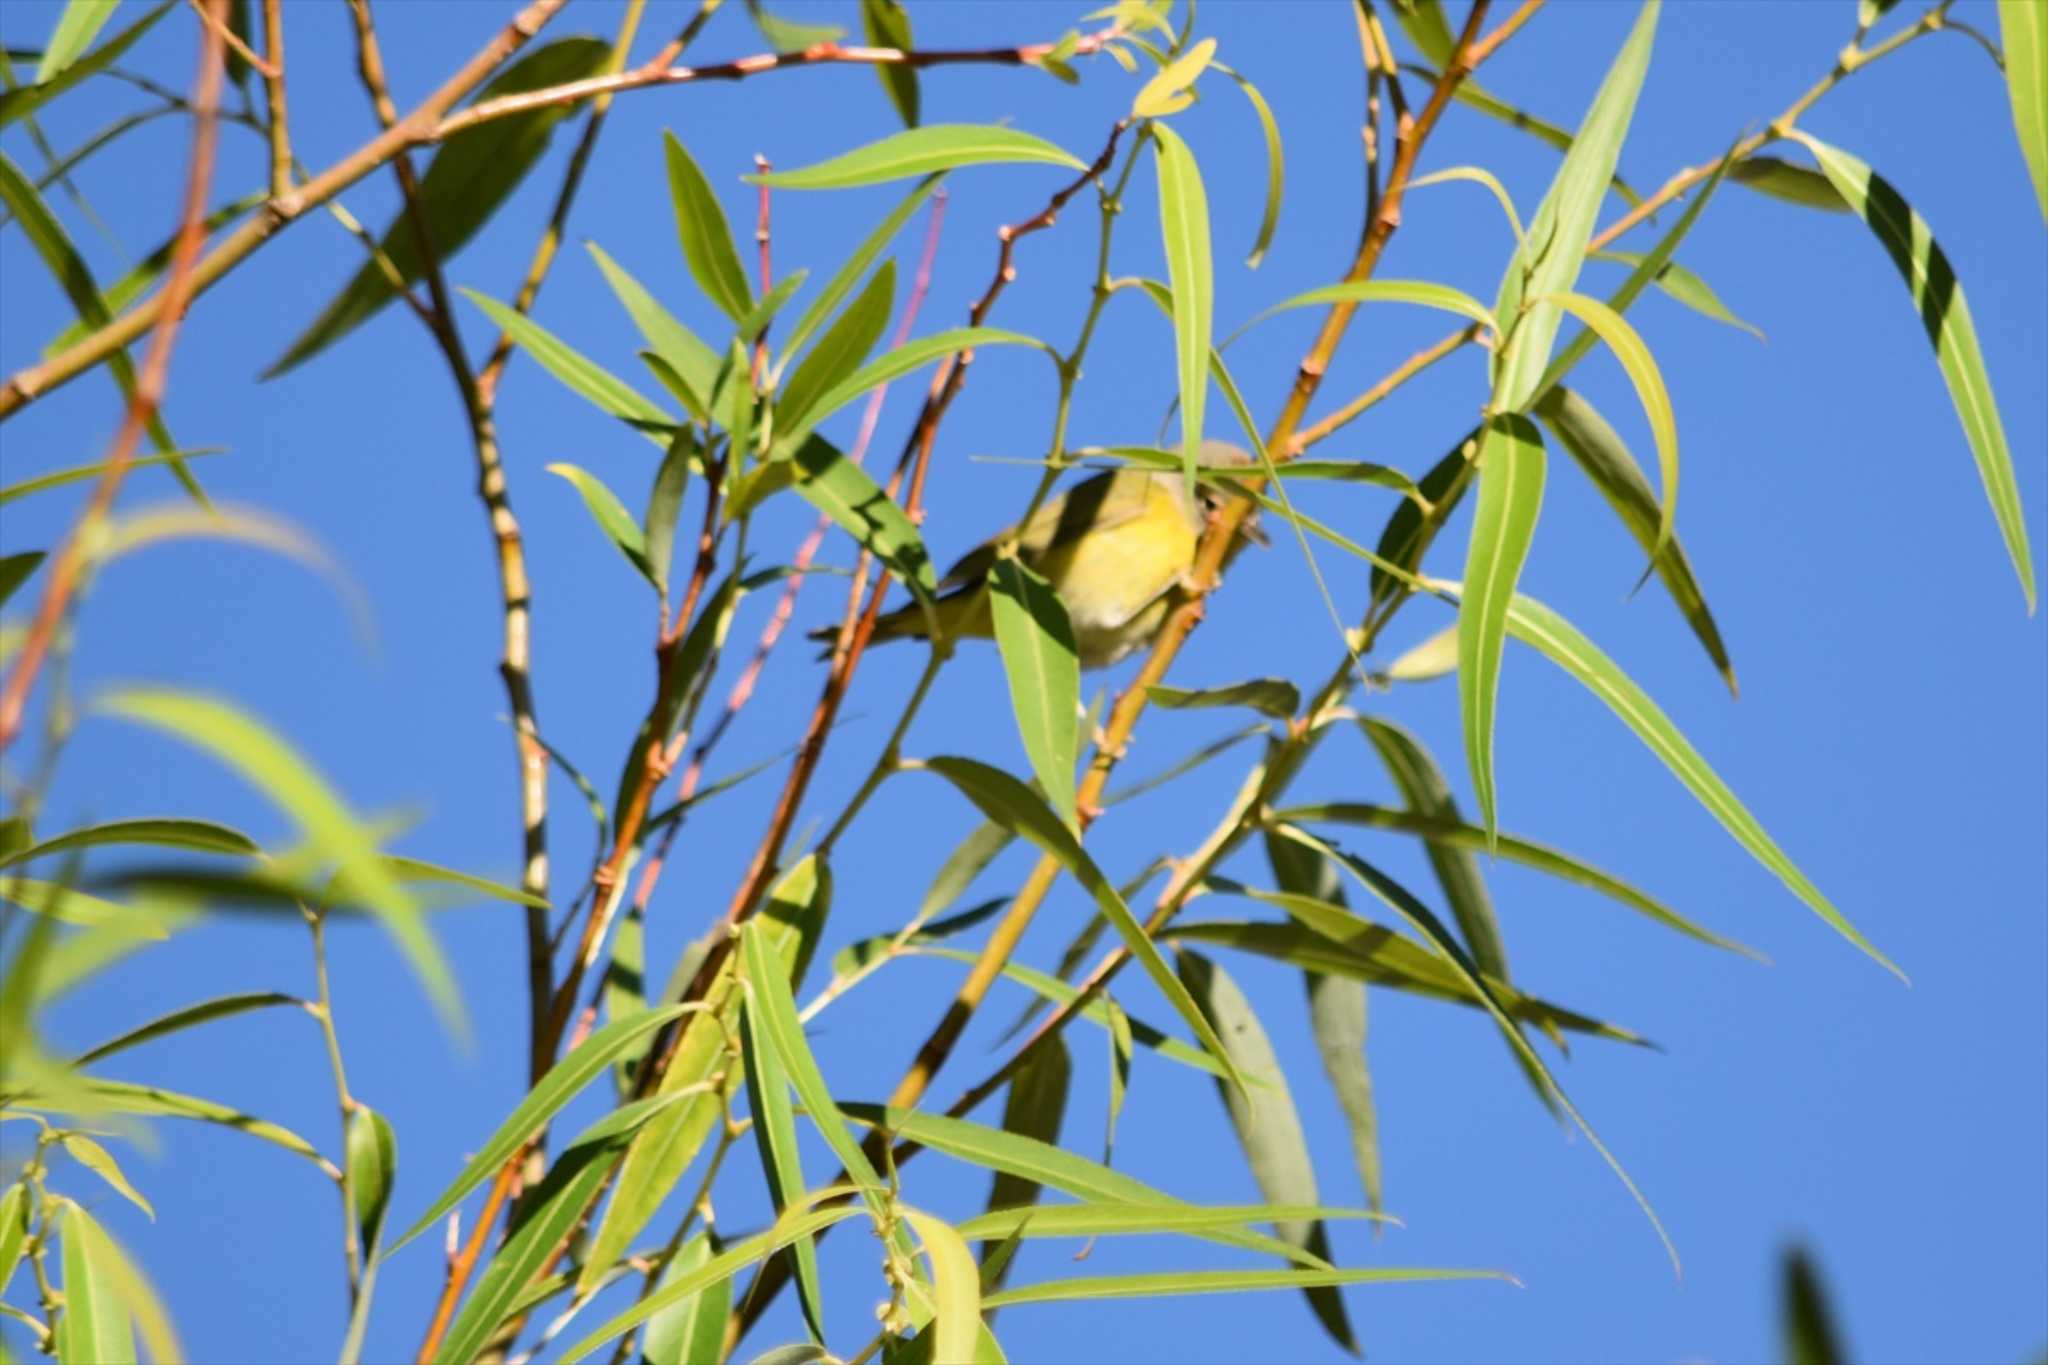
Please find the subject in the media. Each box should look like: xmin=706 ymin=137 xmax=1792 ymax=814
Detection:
xmin=547 ymin=462 xmax=655 ymax=586
xmin=747 ymin=125 xmax=1086 ymax=190
xmin=58 ymin=1135 xmax=151 ymax=1219
xmin=1177 ymin=951 xmax=1356 ymax=1355
xmin=664 ymin=128 xmax=755 ymax=323
xmin=917 ymin=757 xmax=1245 ymax=1098
xmin=1214 ymin=62 xmax=1284 ymax=266
xmin=1144 ymin=679 xmax=1299 ymax=719
xmin=1786 ymin=131 xmax=2036 ymax=612
xmin=1539 ymin=291 xmax=1678 ymax=560
xmin=71 ymin=991 xmax=303 ymax=1066
xmin=900 ymin=1207 xmax=983 ymax=1365
xmin=1255 ymin=279 xmax=1497 ymax=333
xmin=1359 ymin=718 xmax=1506 ymax=979
xmin=1456 ymin=413 xmax=1547 ymax=843
xmin=464 ymin=291 xmax=674 ymax=441
xmin=861 ymin=0 xmax=920 ymax=127
xmin=989 ymin=557 xmax=1082 ymax=830
xmin=266 ymin=38 xmax=612 ymax=374
xmin=1490 ymin=1 xmax=1659 ymax=410
xmin=391 ymin=1005 xmax=686 ymax=1251
xmin=48 ymin=1078 xmax=329 ymax=1170
xmin=1590 ymin=250 xmax=1763 ymax=340
xmin=981 ymin=1034 xmax=1070 ymax=1294
xmin=1152 ymin=122 xmax=1212 ymax=490
xmin=1534 ymin=385 xmax=1736 ymax=692
xmin=1998 ymin=0 xmax=2047 ymax=222
xmin=0 ymin=817 xmax=260 ymax=872
xmin=95 ymin=689 xmax=461 ymax=1034
xmin=0 ymin=450 xmax=224 ymax=506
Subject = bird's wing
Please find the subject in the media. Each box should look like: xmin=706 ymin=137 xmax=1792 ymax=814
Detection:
xmin=935 ymin=469 xmax=1164 ymax=590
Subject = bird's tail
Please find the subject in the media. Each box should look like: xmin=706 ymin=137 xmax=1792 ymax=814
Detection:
xmin=806 ymin=591 xmax=974 ymax=657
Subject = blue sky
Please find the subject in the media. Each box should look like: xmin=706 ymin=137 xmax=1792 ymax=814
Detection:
xmin=2 ymin=2 xmax=2043 ymax=1362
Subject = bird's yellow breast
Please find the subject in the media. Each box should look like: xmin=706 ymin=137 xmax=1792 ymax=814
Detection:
xmin=1029 ymin=476 xmax=1199 ymax=636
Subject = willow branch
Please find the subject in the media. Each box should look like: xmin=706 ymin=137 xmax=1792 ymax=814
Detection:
xmin=1292 ymin=321 xmax=1483 ymax=453
xmin=0 ymin=0 xmax=227 ymax=750
xmin=258 ymin=0 xmax=291 ymax=200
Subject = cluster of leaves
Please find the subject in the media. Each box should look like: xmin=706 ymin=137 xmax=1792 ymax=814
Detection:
xmin=0 ymin=0 xmax=2042 ymax=1362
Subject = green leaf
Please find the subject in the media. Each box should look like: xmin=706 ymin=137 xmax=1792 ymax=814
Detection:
xmin=72 ymin=991 xmax=304 ymax=1067
xmin=749 ymin=125 xmax=1086 ymax=189
xmin=745 ymin=0 xmax=843 ymax=51
xmin=1152 ymin=122 xmax=1213 ymax=491
xmin=1359 ymin=718 xmax=1507 ymax=979
xmin=1727 ymin=155 xmax=1848 ymax=211
xmin=860 ymin=0 xmax=919 ymax=127
xmin=1277 ymin=798 xmax=1758 ymax=957
xmin=1782 ymin=1246 xmax=1845 ymax=1365
xmin=35 ymin=2 xmax=117 ymax=83
xmin=1177 ymin=951 xmax=1356 ymax=1355
xmin=1591 ymin=250 xmax=1763 ymax=340
xmin=917 ymin=757 xmax=1246 ymax=1098
xmin=1447 ymin=585 xmax=1904 ymax=979
xmin=788 ymin=434 xmax=936 ymax=600
xmin=338 ymin=1105 xmax=396 ymax=1365
xmin=464 ymin=291 xmax=674 ymax=441
xmin=0 ymin=148 xmax=196 ymax=497
xmin=645 ymin=429 xmax=695 ymax=596
xmin=1214 ymin=62 xmax=1284 ymax=267
xmin=990 ymin=557 xmax=1082 ymax=830
xmin=1786 ymin=131 xmax=2037 ymax=612
xmin=95 ymin=689 xmax=461 ymax=1033
xmin=57 ymin=1201 xmax=133 ymax=1365
xmin=0 ymin=450 xmax=223 ymax=506
xmin=1457 ymin=413 xmax=1547 ymax=843
xmin=43 ymin=195 xmax=264 ymax=356
xmin=841 ymin=1106 xmax=1330 ymax=1271
xmin=548 ymin=462 xmax=655 ymax=586
xmin=0 ymin=1185 xmax=27 ymax=1299
xmin=741 ymin=981 xmax=827 ymax=1341
xmin=641 ymin=1232 xmax=728 ymax=1365
xmin=957 ymin=1202 xmax=1387 ymax=1243
xmin=777 ymin=328 xmax=1047 ymax=458
xmin=779 ymin=261 xmax=897 ymax=434
xmin=58 ymin=1135 xmax=151 ymax=1219
xmin=982 ymin=1035 xmax=1070 ymax=1292
xmin=49 ymin=1078 xmax=329 ymax=1170
xmin=1411 ymin=70 xmax=1645 ymax=210
xmin=900 ymin=1208 xmax=982 ymax=1364
xmin=782 ymin=175 xmax=938 ymax=363
xmin=436 ymin=1092 xmax=691 ymax=1365
xmin=586 ymin=860 xmax=828 ymax=1289
xmin=981 ymin=1265 xmax=1504 ymax=1308
xmin=384 ymin=856 xmax=551 ymax=910
xmin=0 ymin=552 xmax=43 ymax=611
xmin=738 ymin=269 xmax=810 ymax=345
xmin=1256 ymin=279 xmax=1496 ymax=333
xmin=1999 ymin=0 xmax=2048 ymax=221
xmin=1132 ymin=36 xmax=1215 ymax=118
xmin=1145 ymin=679 xmax=1299 ymax=720
xmin=663 ymin=128 xmax=756 ymax=323
xmin=390 ymin=1005 xmax=686 ymax=1251
xmin=1 ymin=0 xmax=169 ymax=130
xmin=561 ymin=1200 xmax=871 ymax=1364
xmin=1534 ymin=385 xmax=1736 ymax=692
xmin=587 ymin=241 xmax=722 ymax=422
xmin=266 ymin=38 xmax=611 ymax=374
xmin=1539 ymin=291 xmax=1678 ymax=560
xmin=1490 ymin=1 xmax=1659 ymax=410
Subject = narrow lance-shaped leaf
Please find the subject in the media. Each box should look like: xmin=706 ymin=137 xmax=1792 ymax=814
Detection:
xmin=899 ymin=1207 xmax=984 ymax=1365
xmin=1437 ymin=582 xmax=1905 ymax=980
xmin=782 ymin=174 xmax=939 ymax=362
xmin=747 ymin=125 xmax=1086 ymax=190
xmin=547 ymin=462 xmax=655 ymax=587
xmin=1360 ymin=717 xmax=1507 ymax=980
xmin=0 ymin=1185 xmax=28 ymax=1298
xmin=1590 ymin=250 xmax=1764 ymax=341
xmin=1782 ymin=1246 xmax=1846 ymax=1365
xmin=59 ymin=1136 xmax=152 ymax=1219
xmin=1145 ymin=679 xmax=1299 ymax=720
xmin=267 ymin=38 xmax=612 ymax=374
xmin=337 ymin=1104 xmax=396 ymax=1365
xmin=1728 ymin=156 xmax=1848 ymax=211
xmin=1535 ymin=385 xmax=1736 ymax=693
xmin=586 ymin=241 xmax=721 ymax=422
xmin=1177 ymin=950 xmax=1357 ymax=1356
xmin=861 ymin=0 xmax=920 ymax=128
xmin=778 ymin=260 xmax=897 ymax=435
xmin=1785 ymin=130 xmax=2036 ymax=613
xmin=1538 ymin=291 xmax=1678 ymax=562
xmin=641 ymin=1233 xmax=728 ymax=1365
xmin=35 ymin=2 xmax=122 ymax=86
xmin=1 ymin=0 xmax=171 ymax=130
xmin=1152 ymin=122 xmax=1213 ymax=492
xmin=1457 ymin=413 xmax=1547 ymax=844
xmin=982 ymin=1034 xmax=1070 ymax=1294
xmin=0 ymin=817 xmax=259 ymax=869
xmin=1254 ymin=279 xmax=1497 ymax=333
xmin=1215 ymin=62 xmax=1284 ymax=267
xmin=1491 ymin=1 xmax=1659 ymax=410
xmin=1999 ymin=0 xmax=2048 ymax=223
xmin=776 ymin=328 xmax=1048 ymax=458
xmin=57 ymin=1201 xmax=135 ymax=1365
xmin=666 ymin=129 xmax=755 ymax=323
xmin=645 ymin=428 xmax=695 ymax=597
xmin=95 ymin=689 xmax=462 ymax=1035
xmin=981 ymin=1265 xmax=1505 ymax=1309
xmin=789 ymin=434 xmax=936 ymax=607
xmin=391 ymin=1005 xmax=687 ymax=1250
xmin=916 ymin=757 xmax=1247 ymax=1098
xmin=49 ymin=1078 xmax=330 ymax=1170
xmin=464 ymin=291 xmax=673 ymax=443
xmin=741 ymin=986 xmax=827 ymax=1341
xmin=746 ymin=0 xmax=844 ymax=51
xmin=989 ymin=557 xmax=1081 ymax=829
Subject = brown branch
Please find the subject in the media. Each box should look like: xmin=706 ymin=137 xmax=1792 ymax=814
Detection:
xmin=1 ymin=0 xmax=571 ymax=420
xmin=0 ymin=1 xmax=227 ymax=751
xmin=187 ymin=0 xmax=274 ymax=78
xmin=257 ymin=0 xmax=290 ymax=202
xmin=1292 ymin=321 xmax=1483 ymax=454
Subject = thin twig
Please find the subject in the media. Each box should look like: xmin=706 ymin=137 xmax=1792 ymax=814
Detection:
xmin=0 ymin=0 xmax=228 ymax=750
xmin=1292 ymin=322 xmax=1483 ymax=453
xmin=260 ymin=0 xmax=292 ymax=203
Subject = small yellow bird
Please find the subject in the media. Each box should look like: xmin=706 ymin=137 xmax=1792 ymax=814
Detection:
xmin=841 ymin=441 xmax=1262 ymax=669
